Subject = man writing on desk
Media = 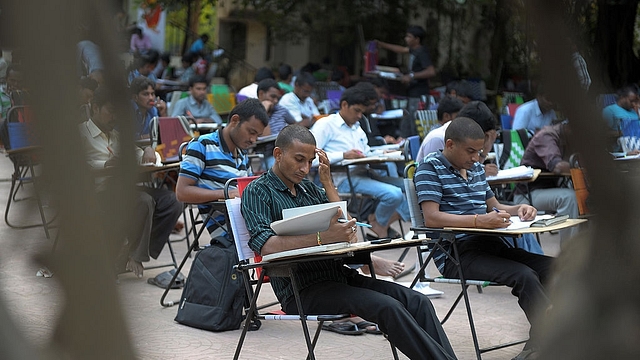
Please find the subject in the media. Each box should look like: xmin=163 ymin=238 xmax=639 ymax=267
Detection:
xmin=175 ymin=98 xmax=269 ymax=235
xmin=415 ymin=117 xmax=554 ymax=360
xmin=242 ymin=125 xmax=457 ymax=360
xmin=310 ymin=85 xmax=410 ymax=240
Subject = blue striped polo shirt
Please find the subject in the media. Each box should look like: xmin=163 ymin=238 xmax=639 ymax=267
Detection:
xmin=180 ymin=130 xmax=250 ymax=229
xmin=414 ymin=151 xmax=494 ymax=272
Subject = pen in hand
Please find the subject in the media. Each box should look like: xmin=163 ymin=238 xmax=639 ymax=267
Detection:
xmin=337 ymin=218 xmax=372 ymax=228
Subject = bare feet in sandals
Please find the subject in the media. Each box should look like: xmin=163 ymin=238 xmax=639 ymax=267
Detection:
xmin=362 ymin=255 xmax=405 ymax=277
xmin=126 ymin=258 xmax=144 ymax=278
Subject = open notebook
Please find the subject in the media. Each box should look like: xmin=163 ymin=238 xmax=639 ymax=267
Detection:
xmin=500 ymin=214 xmax=569 ymax=230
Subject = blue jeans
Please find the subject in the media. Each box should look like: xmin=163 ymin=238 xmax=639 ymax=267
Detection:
xmin=337 ymin=168 xmax=410 ymax=226
xmin=505 ymin=233 xmax=544 ymax=255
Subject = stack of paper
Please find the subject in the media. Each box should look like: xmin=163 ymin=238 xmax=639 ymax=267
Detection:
xmin=486 ymin=166 xmax=534 ymax=181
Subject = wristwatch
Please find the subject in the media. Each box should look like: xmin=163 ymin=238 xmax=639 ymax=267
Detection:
xmin=409 ymin=72 xmax=415 ymax=79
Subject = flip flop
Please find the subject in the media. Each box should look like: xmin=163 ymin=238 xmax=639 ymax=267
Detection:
xmin=321 ymin=321 xmax=365 ymax=335
xmin=365 ymin=228 xmax=402 ymax=241
xmin=354 ymin=320 xmax=383 ymax=335
xmin=147 ymin=269 xmax=186 ymax=289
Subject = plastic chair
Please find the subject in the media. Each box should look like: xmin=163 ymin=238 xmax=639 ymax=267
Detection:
xmin=210 ymin=84 xmax=237 ymax=115
xmin=414 ymin=109 xmax=438 ymax=139
xmin=498 ymin=129 xmax=531 ymax=170
xmin=403 ymin=163 xmax=527 ymax=359
xmin=618 ymin=118 xmax=640 ymax=153
xmin=2 ymin=105 xmax=54 ymax=238
xmin=149 ymin=116 xmax=195 ymax=163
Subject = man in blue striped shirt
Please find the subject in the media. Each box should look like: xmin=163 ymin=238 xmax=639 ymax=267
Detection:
xmin=176 ymin=98 xmax=269 ymax=233
xmin=414 ymin=117 xmax=553 ymax=360
xmin=242 ymin=124 xmax=457 ymax=360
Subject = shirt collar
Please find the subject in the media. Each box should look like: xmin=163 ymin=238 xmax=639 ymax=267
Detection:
xmin=265 ymin=168 xmax=308 ymax=195
xmin=217 ymin=128 xmax=247 ymax=160
xmin=435 ymin=150 xmax=478 ymax=180
xmin=85 ymin=119 xmax=104 ymax=138
xmin=188 ymin=95 xmax=200 ymax=106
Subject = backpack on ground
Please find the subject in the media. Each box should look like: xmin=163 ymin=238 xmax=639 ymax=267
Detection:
xmin=175 ymin=235 xmax=246 ymax=331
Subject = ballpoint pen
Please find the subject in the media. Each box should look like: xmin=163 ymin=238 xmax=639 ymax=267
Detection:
xmin=337 ymin=218 xmax=372 ymax=228
xmin=492 ymin=207 xmax=500 ymax=213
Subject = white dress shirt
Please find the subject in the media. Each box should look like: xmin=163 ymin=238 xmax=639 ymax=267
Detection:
xmin=279 ymin=92 xmax=320 ymax=123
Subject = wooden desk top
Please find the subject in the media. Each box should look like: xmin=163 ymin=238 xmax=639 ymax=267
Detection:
xmin=251 ymin=238 xmax=425 ymax=265
xmin=441 ymin=218 xmax=587 ymax=236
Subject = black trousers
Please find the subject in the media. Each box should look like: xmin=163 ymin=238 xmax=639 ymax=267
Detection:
xmin=443 ymin=235 xmax=553 ymax=345
xmin=283 ymin=267 xmax=457 ymax=360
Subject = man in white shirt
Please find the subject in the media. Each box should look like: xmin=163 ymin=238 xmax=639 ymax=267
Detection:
xmin=237 ymin=67 xmax=275 ymax=99
xmin=310 ymin=86 xmax=409 ymax=239
xmin=512 ymin=88 xmax=556 ymax=133
xmin=279 ymin=72 xmax=320 ymax=128
xmin=416 ymin=96 xmax=463 ymax=161
xmin=79 ymin=87 xmax=183 ymax=278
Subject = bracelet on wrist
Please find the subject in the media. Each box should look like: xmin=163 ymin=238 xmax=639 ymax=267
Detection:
xmin=473 ymin=214 xmax=478 ymax=228
xmin=317 ymin=231 xmax=322 ymax=246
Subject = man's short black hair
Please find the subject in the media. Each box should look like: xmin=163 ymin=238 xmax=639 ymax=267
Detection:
xmin=136 ymin=49 xmax=159 ymax=67
xmin=257 ymin=78 xmax=280 ymax=96
xmin=437 ymin=96 xmax=464 ymax=121
xmin=79 ymin=76 xmax=98 ymax=91
xmin=200 ymin=33 xmax=210 ymax=41
xmin=189 ymin=75 xmax=207 ymax=88
xmin=254 ymin=67 xmax=275 ymax=83
xmin=445 ymin=117 xmax=485 ymax=143
xmin=229 ymin=98 xmax=269 ymax=127
xmin=275 ymin=124 xmax=316 ymax=150
xmin=340 ymin=84 xmax=378 ymax=107
xmin=130 ymin=76 xmax=155 ymax=95
xmin=456 ymin=101 xmax=497 ymax=132
xmin=278 ymin=64 xmax=292 ymax=80
xmin=92 ymin=86 xmax=113 ymax=110
xmin=294 ymin=72 xmax=316 ymax=87
xmin=617 ymin=86 xmax=637 ymax=99
xmin=407 ymin=25 xmax=426 ymax=42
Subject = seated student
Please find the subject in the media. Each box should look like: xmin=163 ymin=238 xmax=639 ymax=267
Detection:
xmin=602 ymin=86 xmax=639 ymax=131
xmin=279 ymin=72 xmax=320 ymax=128
xmin=176 ymin=52 xmax=197 ymax=84
xmin=310 ymin=85 xmax=410 ymax=240
xmin=130 ymin=76 xmax=167 ymax=140
xmin=515 ymin=121 xmax=579 ymax=245
xmin=78 ymin=76 xmax=99 ymax=123
xmin=153 ymin=52 xmax=172 ymax=80
xmin=130 ymin=27 xmax=152 ymax=55
xmin=0 ymin=64 xmax=23 ymax=121
xmin=170 ymin=75 xmax=222 ymax=125
xmin=79 ymin=86 xmax=183 ymax=278
xmin=127 ymin=50 xmax=159 ymax=85
xmin=445 ymin=80 xmax=473 ymax=104
xmin=242 ymin=124 xmax=457 ymax=360
xmin=416 ymin=95 xmax=464 ymax=161
xmin=256 ymin=79 xmax=296 ymax=168
xmin=237 ymin=67 xmax=275 ymax=99
xmin=189 ymin=34 xmax=209 ymax=57
xmin=415 ymin=117 xmax=554 ymax=360
xmin=277 ymin=63 xmax=294 ymax=93
xmin=512 ymin=87 xmax=556 ymax=133
xmin=175 ymin=99 xmax=269 ymax=234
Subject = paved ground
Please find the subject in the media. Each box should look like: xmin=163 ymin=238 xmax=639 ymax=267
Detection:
xmin=0 ymin=155 xmax=563 ymax=359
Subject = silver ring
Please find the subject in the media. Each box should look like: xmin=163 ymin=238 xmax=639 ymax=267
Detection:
xmin=503 ymin=218 xmax=507 ymax=223
xmin=352 ymin=226 xmax=356 ymax=232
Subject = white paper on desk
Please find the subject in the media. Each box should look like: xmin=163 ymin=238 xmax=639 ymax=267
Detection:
xmin=486 ymin=166 xmax=534 ymax=181
xmin=370 ymin=144 xmax=402 ymax=152
xmin=271 ymin=204 xmax=341 ymax=236
xmin=499 ymin=214 xmax=555 ymax=230
xmin=371 ymin=109 xmax=404 ymax=119
xmin=225 ymin=198 xmax=256 ymax=261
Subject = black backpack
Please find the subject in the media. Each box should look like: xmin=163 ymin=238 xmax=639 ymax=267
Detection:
xmin=175 ymin=236 xmax=246 ymax=331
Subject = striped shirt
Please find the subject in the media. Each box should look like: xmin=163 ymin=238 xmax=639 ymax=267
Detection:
xmin=179 ymin=130 xmax=250 ymax=228
xmin=241 ymin=169 xmax=348 ymax=305
xmin=414 ymin=151 xmax=494 ymax=272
